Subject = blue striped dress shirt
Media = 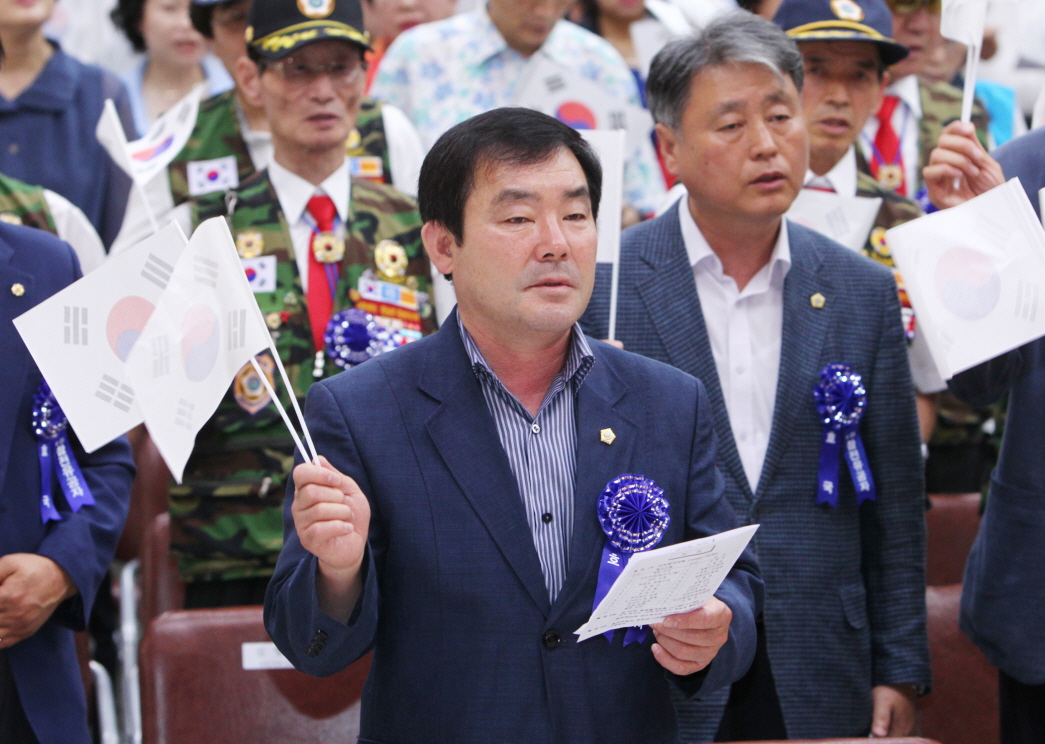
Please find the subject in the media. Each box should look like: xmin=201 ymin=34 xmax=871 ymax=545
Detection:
xmin=459 ymin=317 xmax=595 ymax=602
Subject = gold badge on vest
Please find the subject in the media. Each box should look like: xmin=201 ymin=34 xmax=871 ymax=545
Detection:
xmin=313 ymin=232 xmax=346 ymax=263
xmin=234 ymin=354 xmax=276 ymax=414
xmin=876 ymin=164 xmax=904 ymax=192
xmin=236 ymin=230 xmax=265 ymax=258
xmin=374 ymin=239 xmax=407 ymax=282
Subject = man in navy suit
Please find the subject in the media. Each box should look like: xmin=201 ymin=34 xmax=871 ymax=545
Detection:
xmin=264 ymin=107 xmax=762 ymax=743
xmin=582 ymin=13 xmax=929 ymax=741
xmin=0 ymin=222 xmax=135 ymax=744
xmin=924 ymin=123 xmax=1045 ymax=744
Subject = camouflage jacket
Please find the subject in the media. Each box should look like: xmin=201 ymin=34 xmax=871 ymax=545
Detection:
xmin=168 ymin=91 xmax=393 ymax=207
xmin=859 ymin=78 xmax=989 ymax=197
xmin=170 ymin=168 xmax=432 ymax=583
xmin=0 ymin=171 xmax=57 ymax=234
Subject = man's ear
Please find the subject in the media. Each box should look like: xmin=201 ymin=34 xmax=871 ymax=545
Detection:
xmin=421 ymin=221 xmax=457 ymax=277
xmin=655 ymin=122 xmax=682 ymax=181
xmin=236 ymin=56 xmax=264 ymax=109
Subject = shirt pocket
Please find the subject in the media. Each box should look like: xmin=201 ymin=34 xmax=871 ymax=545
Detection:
xmin=839 ymin=580 xmax=869 ymax=630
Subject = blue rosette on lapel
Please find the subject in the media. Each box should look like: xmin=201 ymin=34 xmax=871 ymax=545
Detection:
xmin=592 ymin=474 xmax=670 ymax=645
xmin=813 ymin=363 xmax=876 ymax=507
xmin=33 ymin=381 xmax=95 ymax=523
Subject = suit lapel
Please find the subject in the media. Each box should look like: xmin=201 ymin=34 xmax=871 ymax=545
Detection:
xmin=755 ymin=224 xmax=830 ymax=499
xmin=0 ymin=236 xmax=34 ymax=497
xmin=552 ymin=354 xmax=637 ymax=616
xmin=635 ymin=205 xmax=751 ymax=499
xmin=420 ymin=315 xmax=551 ymax=615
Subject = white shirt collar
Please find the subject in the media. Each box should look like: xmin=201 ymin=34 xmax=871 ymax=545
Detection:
xmin=886 ymin=74 xmax=922 ymax=119
xmin=267 ymin=157 xmax=351 ymax=227
xmin=678 ymin=200 xmax=791 ymax=289
xmin=804 ymin=145 xmax=858 ymax=197
xmin=471 ymin=3 xmax=570 ymax=66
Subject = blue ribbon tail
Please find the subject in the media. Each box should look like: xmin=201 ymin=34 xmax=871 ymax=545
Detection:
xmin=593 ymin=542 xmax=628 ymax=643
xmin=622 ymin=626 xmax=648 ymax=646
xmin=38 ymin=443 xmax=62 ymax=524
xmin=817 ymin=428 xmax=842 ymax=507
xmin=54 ymin=433 xmax=95 ymax=512
xmin=843 ymin=429 xmax=877 ymax=504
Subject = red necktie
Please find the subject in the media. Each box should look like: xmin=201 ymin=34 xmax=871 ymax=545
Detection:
xmin=871 ymin=95 xmax=905 ymax=195
xmin=306 ymin=195 xmax=338 ymax=352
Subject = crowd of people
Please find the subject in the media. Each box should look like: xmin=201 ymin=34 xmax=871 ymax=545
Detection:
xmin=2 ymin=0 xmax=1045 ymax=742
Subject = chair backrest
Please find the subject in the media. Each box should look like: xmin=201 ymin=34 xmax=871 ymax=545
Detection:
xmin=926 ymin=493 xmax=982 ymax=586
xmin=139 ymin=512 xmax=185 ymax=625
xmin=917 ymin=584 xmax=999 ymax=744
xmin=117 ymin=426 xmax=172 ymax=562
xmin=140 ymin=607 xmax=370 ymax=744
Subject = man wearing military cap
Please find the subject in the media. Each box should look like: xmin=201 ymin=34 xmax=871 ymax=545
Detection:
xmin=858 ymin=0 xmax=988 ymax=205
xmin=774 ymin=0 xmax=945 ymax=445
xmin=171 ymin=0 xmax=438 ymax=607
xmin=111 ymin=0 xmax=426 ymax=256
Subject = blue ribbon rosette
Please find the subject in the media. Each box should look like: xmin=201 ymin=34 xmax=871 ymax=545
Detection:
xmin=813 ymin=363 xmax=876 ymax=507
xmin=592 ymin=474 xmax=670 ymax=645
xmin=32 ymin=381 xmax=95 ymax=524
xmin=323 ymin=308 xmax=399 ymax=369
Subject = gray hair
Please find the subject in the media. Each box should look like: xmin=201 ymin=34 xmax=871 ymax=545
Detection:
xmin=647 ymin=11 xmax=804 ymax=131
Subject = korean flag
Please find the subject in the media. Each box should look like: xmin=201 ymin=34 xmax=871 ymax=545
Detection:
xmin=187 ymin=155 xmax=240 ymax=196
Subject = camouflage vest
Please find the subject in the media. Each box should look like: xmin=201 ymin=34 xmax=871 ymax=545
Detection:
xmin=856 ymin=170 xmax=924 ymax=268
xmin=169 ymin=168 xmax=432 ymax=584
xmin=0 ymin=172 xmax=57 ymax=234
xmin=168 ymin=92 xmax=393 ymax=207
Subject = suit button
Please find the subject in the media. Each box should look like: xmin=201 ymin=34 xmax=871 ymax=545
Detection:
xmin=542 ymin=630 xmax=561 ymax=650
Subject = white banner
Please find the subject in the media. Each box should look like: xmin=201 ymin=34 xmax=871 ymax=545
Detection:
xmin=787 ymin=190 xmax=882 ymax=253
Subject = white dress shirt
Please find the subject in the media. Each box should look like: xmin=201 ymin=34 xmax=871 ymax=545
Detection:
xmin=267 ymin=158 xmax=351 ymax=294
xmin=859 ymin=74 xmax=921 ymax=196
xmin=803 ymin=145 xmax=858 ymax=194
xmin=680 ymin=202 xmax=791 ymax=492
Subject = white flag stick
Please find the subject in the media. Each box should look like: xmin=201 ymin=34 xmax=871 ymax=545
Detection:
xmin=266 ymin=343 xmax=319 ymax=463
xmin=960 ymin=43 xmax=980 ymax=124
xmin=249 ymin=356 xmax=314 ymax=465
xmin=136 ymin=180 xmax=161 ymax=235
xmin=607 ymin=233 xmax=621 ymax=341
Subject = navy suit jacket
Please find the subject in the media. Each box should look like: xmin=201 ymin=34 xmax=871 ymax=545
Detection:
xmin=581 ymin=205 xmax=930 ymax=740
xmin=945 ymin=127 xmax=1045 ymax=685
xmin=0 ymin=223 xmax=134 ymax=744
xmin=264 ymin=311 xmax=763 ymax=744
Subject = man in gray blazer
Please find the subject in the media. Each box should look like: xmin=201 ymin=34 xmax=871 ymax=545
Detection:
xmin=582 ymin=13 xmax=929 ymax=741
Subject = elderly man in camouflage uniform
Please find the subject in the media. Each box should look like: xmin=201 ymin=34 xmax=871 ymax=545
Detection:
xmin=774 ymin=0 xmax=946 ymax=442
xmin=175 ymin=0 xmax=437 ymax=607
xmin=111 ymin=0 xmax=425 ymax=256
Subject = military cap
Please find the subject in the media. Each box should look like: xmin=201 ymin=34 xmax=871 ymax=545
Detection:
xmin=774 ymin=0 xmax=909 ymax=67
xmin=246 ymin=0 xmax=371 ymax=60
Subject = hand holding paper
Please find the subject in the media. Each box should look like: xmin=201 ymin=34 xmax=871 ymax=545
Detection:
xmin=650 ymin=596 xmax=733 ymax=676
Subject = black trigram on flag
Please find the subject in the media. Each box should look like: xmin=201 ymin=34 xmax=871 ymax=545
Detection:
xmin=227 ymin=309 xmax=247 ymax=351
xmin=64 ymin=306 xmax=88 ymax=345
xmin=194 ymin=255 xmax=219 ymax=287
xmin=152 ymin=336 xmax=170 ymax=378
xmin=96 ymin=374 xmax=134 ymax=412
xmin=175 ymin=398 xmax=194 ymax=429
xmin=545 ymin=74 xmax=566 ymax=93
xmin=141 ymin=253 xmax=174 ymax=289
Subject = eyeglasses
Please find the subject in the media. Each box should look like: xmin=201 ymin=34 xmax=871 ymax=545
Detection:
xmin=886 ymin=0 xmax=941 ymax=14
xmin=266 ymin=55 xmax=368 ymax=89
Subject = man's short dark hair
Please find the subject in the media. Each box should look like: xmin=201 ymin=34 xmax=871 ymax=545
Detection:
xmin=111 ymin=0 xmax=147 ymax=53
xmin=418 ymin=108 xmax=603 ymax=247
xmin=190 ymin=0 xmax=248 ymax=39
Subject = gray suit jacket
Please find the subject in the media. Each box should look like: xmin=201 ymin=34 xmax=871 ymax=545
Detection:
xmin=581 ymin=203 xmax=930 ymax=740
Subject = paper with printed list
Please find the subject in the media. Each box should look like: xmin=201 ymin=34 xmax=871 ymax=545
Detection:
xmin=575 ymin=524 xmax=758 ymax=642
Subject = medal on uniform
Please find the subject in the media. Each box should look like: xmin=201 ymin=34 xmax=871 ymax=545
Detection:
xmin=813 ymin=364 xmax=876 ymax=507
xmin=312 ymin=232 xmax=345 ymax=263
xmin=324 ymin=307 xmax=395 ymax=369
xmin=374 ymin=239 xmax=407 ymax=282
xmin=345 ymin=128 xmax=362 ymax=153
xmin=236 ymin=230 xmax=264 ymax=258
xmin=234 ymin=354 xmax=275 ymax=415
xmin=0 ymin=212 xmax=23 ymax=225
xmin=591 ymin=474 xmax=670 ymax=645
xmin=868 ymin=226 xmax=892 ymax=264
xmin=876 ymin=164 xmax=904 ymax=192
xmin=32 ymin=381 xmax=95 ymax=523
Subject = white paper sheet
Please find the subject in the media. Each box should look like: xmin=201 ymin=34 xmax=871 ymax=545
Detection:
xmin=888 ymin=178 xmax=1045 ymax=380
xmin=786 ymin=190 xmax=882 ymax=253
xmin=241 ymin=642 xmax=293 ymax=671
xmin=1038 ymin=186 xmax=1044 ymax=227
xmin=575 ymin=524 xmax=758 ymax=642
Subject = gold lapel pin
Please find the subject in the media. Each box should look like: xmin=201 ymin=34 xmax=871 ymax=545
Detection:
xmin=810 ymin=292 xmax=826 ymax=309
xmin=11 ymin=283 xmax=25 ymax=297
xmin=600 ymin=428 xmax=616 ymax=445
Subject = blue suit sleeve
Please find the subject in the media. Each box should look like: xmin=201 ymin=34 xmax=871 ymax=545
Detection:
xmin=858 ymin=273 xmax=931 ymax=690
xmin=948 ymin=347 xmax=1024 ymax=408
xmin=264 ymin=381 xmax=380 ymax=677
xmin=670 ymin=380 xmax=762 ymax=698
